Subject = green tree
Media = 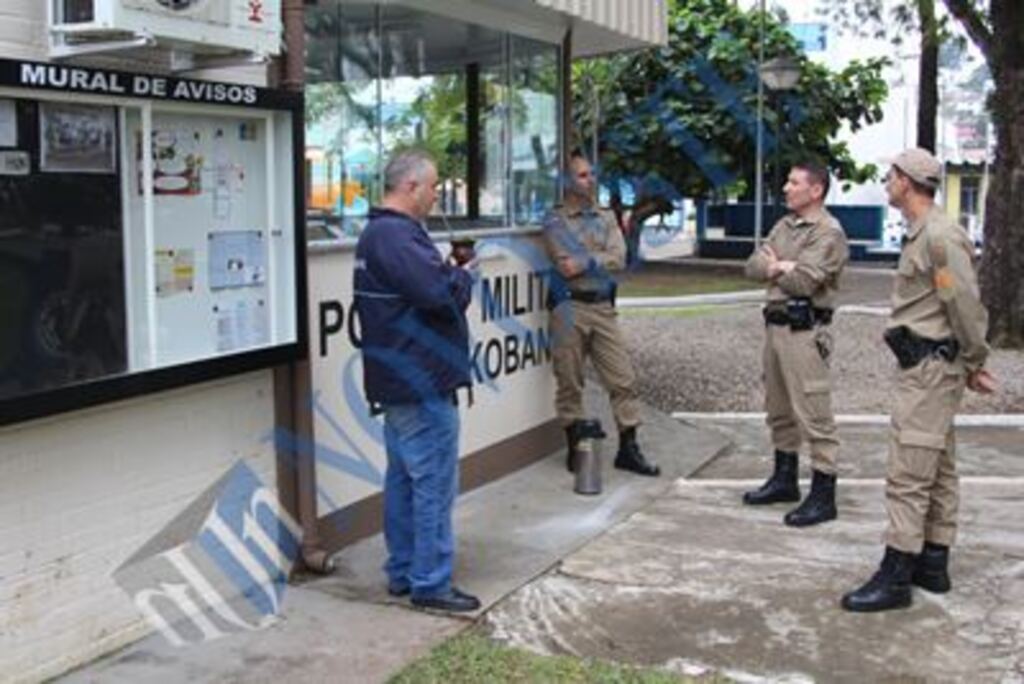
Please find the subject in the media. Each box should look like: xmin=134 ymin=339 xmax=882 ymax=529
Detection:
xmin=819 ymin=0 xmax=954 ymax=152
xmin=393 ymin=75 xmax=469 ymax=188
xmin=573 ymin=0 xmax=889 ymax=244
xmin=942 ymin=0 xmax=1024 ymax=346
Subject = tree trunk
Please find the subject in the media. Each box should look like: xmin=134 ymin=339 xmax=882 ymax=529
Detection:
xmin=625 ymin=196 xmax=674 ymax=266
xmin=978 ymin=0 xmax=1024 ymax=347
xmin=917 ymin=0 xmax=939 ymax=152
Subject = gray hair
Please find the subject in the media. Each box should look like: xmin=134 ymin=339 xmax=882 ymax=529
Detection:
xmin=384 ymin=149 xmax=436 ymax=193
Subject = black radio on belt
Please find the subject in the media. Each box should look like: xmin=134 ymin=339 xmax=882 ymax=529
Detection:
xmin=763 ymin=298 xmax=833 ymax=330
xmin=882 ymin=325 xmax=960 ymax=369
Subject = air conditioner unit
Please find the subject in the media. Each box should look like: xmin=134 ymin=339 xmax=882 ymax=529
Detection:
xmin=50 ymin=0 xmax=282 ymax=58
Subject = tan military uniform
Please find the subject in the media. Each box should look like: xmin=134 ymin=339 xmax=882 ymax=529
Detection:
xmin=745 ymin=208 xmax=850 ymax=474
xmin=542 ymin=204 xmax=641 ymax=429
xmin=885 ymin=206 xmax=989 ymax=553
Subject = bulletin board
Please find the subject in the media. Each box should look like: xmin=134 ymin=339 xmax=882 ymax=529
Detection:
xmin=0 ymin=57 xmax=305 ymax=426
xmin=123 ymin=108 xmax=297 ymax=370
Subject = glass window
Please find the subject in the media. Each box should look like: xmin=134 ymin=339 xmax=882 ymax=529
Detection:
xmin=510 ymin=36 xmax=561 ymax=226
xmin=960 ymin=175 xmax=980 ymax=217
xmin=303 ymin=2 xmax=562 ymax=237
xmin=305 ymin=3 xmax=381 ymax=238
xmin=0 ymin=99 xmax=126 ymax=400
xmin=479 ymin=50 xmax=510 ymax=226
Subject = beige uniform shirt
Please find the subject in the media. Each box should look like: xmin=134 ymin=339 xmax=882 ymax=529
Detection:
xmin=745 ymin=208 xmax=850 ymax=309
xmin=888 ymin=205 xmax=989 ymax=372
xmin=542 ymin=204 xmax=627 ymax=293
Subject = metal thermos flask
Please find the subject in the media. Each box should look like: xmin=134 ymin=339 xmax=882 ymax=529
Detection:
xmin=573 ymin=419 xmax=606 ymax=496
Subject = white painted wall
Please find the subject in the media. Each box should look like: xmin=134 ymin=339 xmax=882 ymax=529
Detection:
xmin=308 ymin=235 xmax=558 ymax=514
xmin=0 ymin=374 xmax=277 ymax=683
xmin=0 ymin=2 xmax=280 ymax=682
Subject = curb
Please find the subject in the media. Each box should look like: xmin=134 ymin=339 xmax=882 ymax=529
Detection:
xmin=672 ymin=412 xmax=1024 ymax=428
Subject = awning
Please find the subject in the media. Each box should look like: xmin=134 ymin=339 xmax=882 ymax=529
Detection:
xmin=532 ymin=0 xmax=669 ymax=56
xmin=381 ymin=0 xmax=668 ymax=57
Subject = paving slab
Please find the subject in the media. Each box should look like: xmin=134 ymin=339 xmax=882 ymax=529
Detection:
xmin=686 ymin=418 xmax=1024 ymax=481
xmin=58 ymin=385 xmax=729 ymax=684
xmin=60 ymin=584 xmax=465 ymax=684
xmin=314 ymin=383 xmax=730 ymax=613
xmin=483 ymin=422 xmax=1024 ymax=683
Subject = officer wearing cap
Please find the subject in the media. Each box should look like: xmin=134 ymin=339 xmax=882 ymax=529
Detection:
xmin=542 ymin=152 xmax=660 ymax=478
xmin=842 ymin=148 xmax=996 ymax=613
xmin=744 ymin=160 xmax=850 ymax=527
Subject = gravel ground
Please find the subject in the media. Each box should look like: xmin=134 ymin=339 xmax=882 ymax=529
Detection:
xmin=620 ymin=270 xmax=1024 ymax=415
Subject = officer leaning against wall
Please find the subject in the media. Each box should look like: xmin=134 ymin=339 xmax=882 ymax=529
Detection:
xmin=842 ymin=148 xmax=996 ymax=613
xmin=743 ymin=160 xmax=850 ymax=528
xmin=542 ymin=152 xmax=660 ymax=478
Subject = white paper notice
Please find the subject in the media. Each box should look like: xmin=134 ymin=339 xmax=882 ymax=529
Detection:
xmin=0 ymin=100 xmax=15 ymax=147
xmin=214 ymin=300 xmax=268 ymax=352
xmin=208 ymin=230 xmax=266 ymax=290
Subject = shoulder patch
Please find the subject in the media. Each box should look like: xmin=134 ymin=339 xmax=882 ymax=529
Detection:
xmin=934 ymin=266 xmax=955 ymax=292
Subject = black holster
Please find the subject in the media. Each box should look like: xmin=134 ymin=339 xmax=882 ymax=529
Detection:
xmin=883 ymin=326 xmax=960 ymax=370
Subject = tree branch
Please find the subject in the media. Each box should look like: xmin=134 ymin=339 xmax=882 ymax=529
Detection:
xmin=941 ymin=0 xmax=993 ymax=59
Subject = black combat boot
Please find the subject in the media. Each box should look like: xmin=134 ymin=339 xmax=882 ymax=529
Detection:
xmin=614 ymin=427 xmax=660 ymax=477
xmin=742 ymin=450 xmax=800 ymax=505
xmin=841 ymin=546 xmax=916 ymax=612
xmin=784 ymin=470 xmax=837 ymax=527
xmin=912 ymin=542 xmax=951 ymax=593
xmin=564 ymin=424 xmax=580 ymax=473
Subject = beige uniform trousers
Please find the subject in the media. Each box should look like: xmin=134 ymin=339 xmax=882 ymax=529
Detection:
xmin=550 ymin=300 xmax=641 ymax=429
xmin=885 ymin=357 xmax=966 ymax=553
xmin=763 ymin=324 xmax=839 ymax=474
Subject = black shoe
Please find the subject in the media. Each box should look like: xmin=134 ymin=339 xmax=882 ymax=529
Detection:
xmin=841 ymin=546 xmax=916 ymax=612
xmin=743 ymin=450 xmax=800 ymax=505
xmin=411 ymin=587 xmax=481 ymax=613
xmin=614 ymin=427 xmax=660 ymax=477
xmin=912 ymin=542 xmax=951 ymax=594
xmin=784 ymin=470 xmax=837 ymax=527
xmin=387 ymin=583 xmax=410 ymax=597
xmin=565 ymin=425 xmax=580 ymax=473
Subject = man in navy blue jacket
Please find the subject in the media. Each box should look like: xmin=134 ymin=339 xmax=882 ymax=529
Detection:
xmin=353 ymin=150 xmax=479 ymax=613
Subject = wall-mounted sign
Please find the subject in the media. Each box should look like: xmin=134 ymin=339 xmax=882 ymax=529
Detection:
xmin=0 ymin=59 xmax=297 ymax=109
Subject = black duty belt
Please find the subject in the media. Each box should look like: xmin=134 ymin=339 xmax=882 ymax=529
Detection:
xmin=568 ymin=289 xmax=614 ymax=304
xmin=763 ymin=299 xmax=833 ymax=330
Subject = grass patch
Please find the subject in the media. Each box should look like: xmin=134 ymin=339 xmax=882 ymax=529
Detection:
xmin=389 ymin=633 xmax=708 ymax=684
xmin=617 ymin=267 xmax=753 ymax=299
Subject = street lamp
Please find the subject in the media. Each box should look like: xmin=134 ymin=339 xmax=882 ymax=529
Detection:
xmin=759 ymin=56 xmax=801 ymax=225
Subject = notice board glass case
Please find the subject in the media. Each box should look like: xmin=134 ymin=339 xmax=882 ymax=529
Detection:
xmin=0 ymin=59 xmax=306 ymax=426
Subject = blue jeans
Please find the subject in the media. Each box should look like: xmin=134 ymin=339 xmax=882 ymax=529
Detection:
xmin=381 ymin=398 xmax=460 ymax=598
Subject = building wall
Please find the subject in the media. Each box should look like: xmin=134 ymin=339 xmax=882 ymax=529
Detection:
xmin=0 ymin=374 xmax=277 ymax=683
xmin=308 ymin=236 xmax=559 ymax=517
xmin=0 ymin=3 xmax=279 ymax=682
xmin=945 ymin=173 xmax=963 ymax=221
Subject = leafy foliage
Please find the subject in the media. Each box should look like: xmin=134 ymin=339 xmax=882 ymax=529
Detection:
xmin=573 ymin=0 xmax=889 ymax=217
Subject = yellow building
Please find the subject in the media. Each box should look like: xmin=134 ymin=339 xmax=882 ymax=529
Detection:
xmin=943 ymin=161 xmax=990 ymax=246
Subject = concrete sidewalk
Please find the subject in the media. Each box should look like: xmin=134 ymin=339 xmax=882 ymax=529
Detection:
xmin=59 ymin=406 xmax=1024 ymax=683
xmin=484 ymin=419 xmax=1024 ymax=683
xmin=60 ymin=386 xmax=728 ymax=684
